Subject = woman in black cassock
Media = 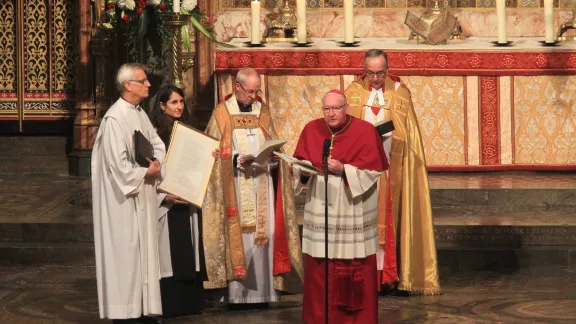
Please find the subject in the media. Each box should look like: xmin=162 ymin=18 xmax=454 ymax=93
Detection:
xmin=150 ymin=85 xmax=208 ymax=317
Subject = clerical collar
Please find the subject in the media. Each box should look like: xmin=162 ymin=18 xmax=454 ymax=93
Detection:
xmin=120 ymin=97 xmax=141 ymax=110
xmin=237 ymin=100 xmax=252 ymax=113
xmin=368 ymin=85 xmax=383 ymax=92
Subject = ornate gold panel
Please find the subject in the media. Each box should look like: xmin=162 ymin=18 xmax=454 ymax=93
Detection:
xmin=24 ymin=0 xmax=49 ymax=92
xmin=0 ymin=0 xmax=78 ymax=130
xmin=0 ymin=1 xmax=16 ymax=94
xmin=52 ymin=0 xmax=77 ymax=93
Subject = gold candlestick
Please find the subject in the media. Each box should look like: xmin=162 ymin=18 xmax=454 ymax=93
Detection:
xmin=163 ymin=13 xmax=188 ymax=89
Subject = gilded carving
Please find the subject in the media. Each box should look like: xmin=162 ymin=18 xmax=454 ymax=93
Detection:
xmin=0 ymin=1 xmax=16 ymax=92
xmin=25 ymin=0 xmax=49 ymax=91
xmin=0 ymin=102 xmax=17 ymax=110
xmin=53 ymin=0 xmax=77 ymax=93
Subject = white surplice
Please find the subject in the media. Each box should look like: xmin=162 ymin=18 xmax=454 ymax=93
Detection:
xmin=156 ymin=193 xmax=202 ymax=278
xmin=364 ymin=83 xmax=400 ymax=270
xmin=91 ymin=98 xmax=165 ymax=319
xmin=225 ymin=96 xmax=279 ymax=304
xmin=294 ymin=164 xmax=382 ymax=260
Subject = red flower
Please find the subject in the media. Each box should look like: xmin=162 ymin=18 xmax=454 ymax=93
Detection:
xmin=205 ymin=15 xmax=213 ymax=24
xmin=136 ymin=8 xmax=143 ymax=15
xmin=138 ymin=0 xmax=147 ymax=8
xmin=122 ymin=14 xmax=129 ymax=21
xmin=107 ymin=2 xmax=115 ymax=9
xmin=159 ymin=4 xmax=166 ymax=10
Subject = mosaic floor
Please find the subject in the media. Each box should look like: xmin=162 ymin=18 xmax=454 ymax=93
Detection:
xmin=0 ymin=265 xmax=575 ymax=324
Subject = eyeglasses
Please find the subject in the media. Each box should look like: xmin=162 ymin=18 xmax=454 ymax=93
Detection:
xmin=238 ymin=83 xmax=262 ymax=96
xmin=365 ymin=70 xmax=387 ymax=79
xmin=322 ymin=104 xmax=346 ymax=113
xmin=129 ymin=78 xmax=149 ymax=85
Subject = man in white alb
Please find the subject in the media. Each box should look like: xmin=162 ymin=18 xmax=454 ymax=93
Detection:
xmin=91 ymin=63 xmax=165 ymax=324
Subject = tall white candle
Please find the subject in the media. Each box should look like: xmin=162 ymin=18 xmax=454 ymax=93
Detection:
xmin=296 ymin=0 xmax=307 ymax=43
xmin=343 ymin=0 xmax=353 ymax=43
xmin=544 ymin=0 xmax=554 ymax=43
xmin=173 ymin=0 xmax=180 ymax=13
xmin=496 ymin=0 xmax=507 ymax=43
xmin=251 ymin=0 xmax=261 ymax=44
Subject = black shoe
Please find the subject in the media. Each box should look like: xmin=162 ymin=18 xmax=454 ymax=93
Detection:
xmin=138 ymin=316 xmax=163 ymax=324
xmin=112 ymin=319 xmax=140 ymax=324
xmin=228 ymin=302 xmax=270 ymax=311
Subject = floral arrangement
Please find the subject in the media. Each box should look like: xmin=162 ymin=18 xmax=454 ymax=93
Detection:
xmin=102 ymin=0 xmax=230 ymax=60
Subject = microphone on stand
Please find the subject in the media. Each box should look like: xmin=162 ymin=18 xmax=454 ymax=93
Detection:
xmin=321 ymin=138 xmax=330 ymax=324
xmin=322 ymin=139 xmax=331 ymax=163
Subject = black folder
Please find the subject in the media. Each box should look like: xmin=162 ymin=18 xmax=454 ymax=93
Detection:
xmin=375 ymin=120 xmax=395 ymax=136
xmin=134 ymin=130 xmax=155 ymax=167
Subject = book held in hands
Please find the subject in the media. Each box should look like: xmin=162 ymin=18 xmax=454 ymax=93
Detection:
xmin=134 ymin=130 xmax=155 ymax=167
xmin=157 ymin=122 xmax=219 ymax=207
xmin=243 ymin=139 xmax=288 ymax=165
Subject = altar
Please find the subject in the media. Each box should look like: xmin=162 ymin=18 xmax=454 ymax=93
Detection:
xmin=215 ymin=38 xmax=576 ymax=171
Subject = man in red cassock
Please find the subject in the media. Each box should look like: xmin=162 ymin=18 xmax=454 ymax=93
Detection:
xmin=293 ymin=90 xmax=388 ymax=324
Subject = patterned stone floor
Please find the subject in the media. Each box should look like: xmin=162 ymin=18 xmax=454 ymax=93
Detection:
xmin=1 ymin=265 xmax=576 ymax=324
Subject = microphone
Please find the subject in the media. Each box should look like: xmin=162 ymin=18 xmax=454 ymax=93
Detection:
xmin=322 ymin=139 xmax=331 ymax=163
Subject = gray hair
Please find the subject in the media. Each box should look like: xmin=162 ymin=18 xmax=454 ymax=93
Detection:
xmin=116 ymin=63 xmax=149 ymax=93
xmin=364 ymin=49 xmax=389 ymax=66
xmin=322 ymin=91 xmax=347 ymax=105
xmin=235 ymin=67 xmax=261 ymax=85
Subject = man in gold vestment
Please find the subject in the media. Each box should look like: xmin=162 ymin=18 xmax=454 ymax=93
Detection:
xmin=203 ymin=68 xmax=303 ymax=305
xmin=345 ymin=49 xmax=440 ymax=295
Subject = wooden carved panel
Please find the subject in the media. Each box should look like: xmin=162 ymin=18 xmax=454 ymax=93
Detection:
xmin=0 ymin=0 xmax=17 ymax=112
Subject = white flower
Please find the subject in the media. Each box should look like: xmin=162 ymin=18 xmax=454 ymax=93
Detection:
xmin=118 ymin=0 xmax=136 ymax=10
xmin=181 ymin=0 xmax=197 ymax=11
xmin=147 ymin=0 xmax=161 ymax=5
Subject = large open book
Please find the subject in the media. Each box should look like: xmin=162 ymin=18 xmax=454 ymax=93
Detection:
xmin=273 ymin=151 xmax=324 ymax=175
xmin=157 ymin=121 xmax=219 ymax=207
xmin=243 ymin=139 xmax=288 ymax=165
xmin=404 ymin=10 xmax=458 ymax=45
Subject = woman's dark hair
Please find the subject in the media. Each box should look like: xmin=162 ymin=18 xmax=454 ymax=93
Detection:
xmin=149 ymin=84 xmax=191 ymax=146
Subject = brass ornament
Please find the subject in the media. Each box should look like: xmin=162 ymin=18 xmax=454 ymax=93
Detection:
xmin=557 ymin=9 xmax=576 ymax=42
xmin=264 ymin=0 xmax=297 ymax=42
xmin=163 ymin=13 xmax=189 ymax=90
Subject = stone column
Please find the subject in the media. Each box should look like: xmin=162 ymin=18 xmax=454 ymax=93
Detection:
xmin=69 ymin=0 xmax=99 ymax=177
xmin=190 ymin=0 xmax=216 ymax=129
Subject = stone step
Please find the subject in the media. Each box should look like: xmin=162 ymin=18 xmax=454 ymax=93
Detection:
xmin=0 ymin=223 xmax=93 ymax=244
xmin=433 ymin=205 xmax=576 ymax=246
xmin=437 ymin=246 xmax=576 ymax=271
xmin=431 ymin=188 xmax=576 ymax=207
xmin=0 ymin=242 xmax=94 ymax=266
xmin=0 ymin=136 xmax=68 ymax=156
xmin=0 ymin=157 xmax=69 ymax=176
xmin=429 ymin=172 xmax=576 ymax=207
xmin=0 ymin=136 xmax=69 ymax=176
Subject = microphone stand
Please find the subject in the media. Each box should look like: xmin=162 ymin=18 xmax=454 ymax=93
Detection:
xmin=322 ymin=155 xmax=329 ymax=324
